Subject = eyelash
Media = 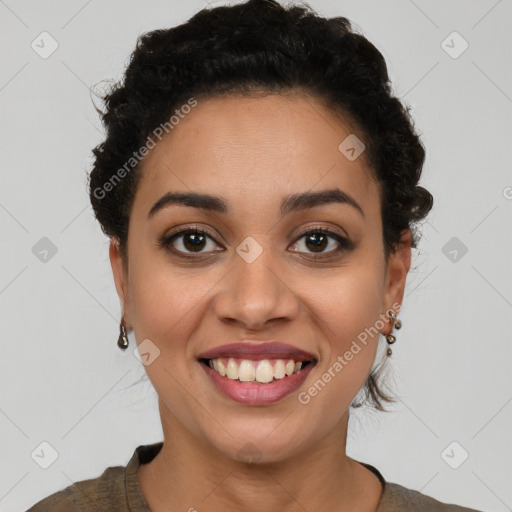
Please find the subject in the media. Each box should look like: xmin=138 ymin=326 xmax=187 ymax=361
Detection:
xmin=159 ymin=225 xmax=353 ymax=260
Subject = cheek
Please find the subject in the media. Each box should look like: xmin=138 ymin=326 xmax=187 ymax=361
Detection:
xmin=331 ymin=281 xmax=383 ymax=346
xmin=128 ymin=266 xmax=197 ymax=348
xmin=313 ymin=262 xmax=384 ymax=397
xmin=128 ymin=269 xmax=205 ymax=407
xmin=320 ymin=256 xmax=384 ymax=341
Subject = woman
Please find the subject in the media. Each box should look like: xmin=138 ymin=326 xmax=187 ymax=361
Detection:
xmin=28 ymin=0 xmax=481 ymax=510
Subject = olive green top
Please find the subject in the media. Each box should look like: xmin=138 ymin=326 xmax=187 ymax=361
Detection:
xmin=27 ymin=442 xmax=481 ymax=511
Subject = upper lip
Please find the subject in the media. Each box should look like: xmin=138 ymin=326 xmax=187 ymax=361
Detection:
xmin=197 ymin=341 xmax=317 ymax=361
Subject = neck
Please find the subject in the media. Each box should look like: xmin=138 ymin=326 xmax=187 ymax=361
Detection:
xmin=137 ymin=399 xmax=383 ymax=512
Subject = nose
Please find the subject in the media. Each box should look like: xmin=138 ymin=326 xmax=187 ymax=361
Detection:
xmin=212 ymin=242 xmax=300 ymax=331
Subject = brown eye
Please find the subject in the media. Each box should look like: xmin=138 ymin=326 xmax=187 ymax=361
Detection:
xmin=290 ymin=228 xmax=352 ymax=256
xmin=181 ymin=232 xmax=207 ymax=252
xmin=160 ymin=226 xmax=353 ymax=260
xmin=162 ymin=228 xmax=222 ymax=255
xmin=303 ymin=232 xmax=329 ymax=252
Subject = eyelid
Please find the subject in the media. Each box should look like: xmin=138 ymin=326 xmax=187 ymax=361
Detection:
xmin=161 ymin=225 xmax=222 ymax=251
xmin=164 ymin=224 xmax=219 ymax=242
xmin=290 ymin=225 xmax=353 ymax=255
xmin=161 ymin=223 xmax=352 ymax=256
xmin=293 ymin=223 xmax=348 ymax=241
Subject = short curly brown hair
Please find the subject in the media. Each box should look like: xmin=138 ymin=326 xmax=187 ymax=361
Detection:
xmin=88 ymin=0 xmax=433 ymax=411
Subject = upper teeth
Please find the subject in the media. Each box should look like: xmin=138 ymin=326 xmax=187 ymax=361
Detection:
xmin=208 ymin=358 xmax=304 ymax=383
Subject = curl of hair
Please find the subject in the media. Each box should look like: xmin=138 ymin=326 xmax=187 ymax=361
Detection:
xmin=88 ymin=0 xmax=433 ymax=411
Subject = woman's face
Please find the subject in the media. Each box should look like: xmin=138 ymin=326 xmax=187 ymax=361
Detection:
xmin=111 ymin=93 xmax=411 ymax=462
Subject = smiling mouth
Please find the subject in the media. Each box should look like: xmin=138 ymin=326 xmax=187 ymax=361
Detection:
xmin=199 ymin=357 xmax=317 ymax=384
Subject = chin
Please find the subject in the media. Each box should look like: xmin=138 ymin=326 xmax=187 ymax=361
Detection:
xmin=205 ymin=423 xmax=310 ymax=466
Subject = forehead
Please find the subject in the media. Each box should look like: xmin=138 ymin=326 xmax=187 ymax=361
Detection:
xmin=135 ymin=93 xmax=379 ymax=216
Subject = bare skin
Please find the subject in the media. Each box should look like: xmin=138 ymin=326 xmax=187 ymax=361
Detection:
xmin=110 ymin=92 xmax=411 ymax=511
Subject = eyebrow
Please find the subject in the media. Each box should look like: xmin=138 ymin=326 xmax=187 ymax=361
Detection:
xmin=147 ymin=187 xmax=364 ymax=219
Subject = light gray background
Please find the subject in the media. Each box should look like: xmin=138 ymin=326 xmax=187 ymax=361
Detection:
xmin=1 ymin=1 xmax=511 ymax=511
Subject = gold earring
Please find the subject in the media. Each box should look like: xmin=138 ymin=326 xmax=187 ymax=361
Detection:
xmin=385 ymin=310 xmax=402 ymax=356
xmin=117 ymin=320 xmax=129 ymax=349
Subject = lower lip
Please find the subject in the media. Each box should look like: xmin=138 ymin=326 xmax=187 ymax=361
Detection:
xmin=199 ymin=360 xmax=315 ymax=405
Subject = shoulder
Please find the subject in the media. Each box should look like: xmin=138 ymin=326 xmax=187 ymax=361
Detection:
xmin=380 ymin=481 xmax=482 ymax=512
xmin=26 ymin=465 xmax=127 ymax=512
xmin=360 ymin=461 xmax=481 ymax=512
xmin=27 ymin=442 xmax=161 ymax=512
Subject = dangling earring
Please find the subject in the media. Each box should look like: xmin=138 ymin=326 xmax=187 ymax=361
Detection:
xmin=384 ymin=310 xmax=402 ymax=356
xmin=117 ymin=320 xmax=129 ymax=349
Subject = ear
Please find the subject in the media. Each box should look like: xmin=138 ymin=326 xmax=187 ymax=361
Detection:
xmin=109 ymin=238 xmax=132 ymax=328
xmin=381 ymin=228 xmax=412 ymax=329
